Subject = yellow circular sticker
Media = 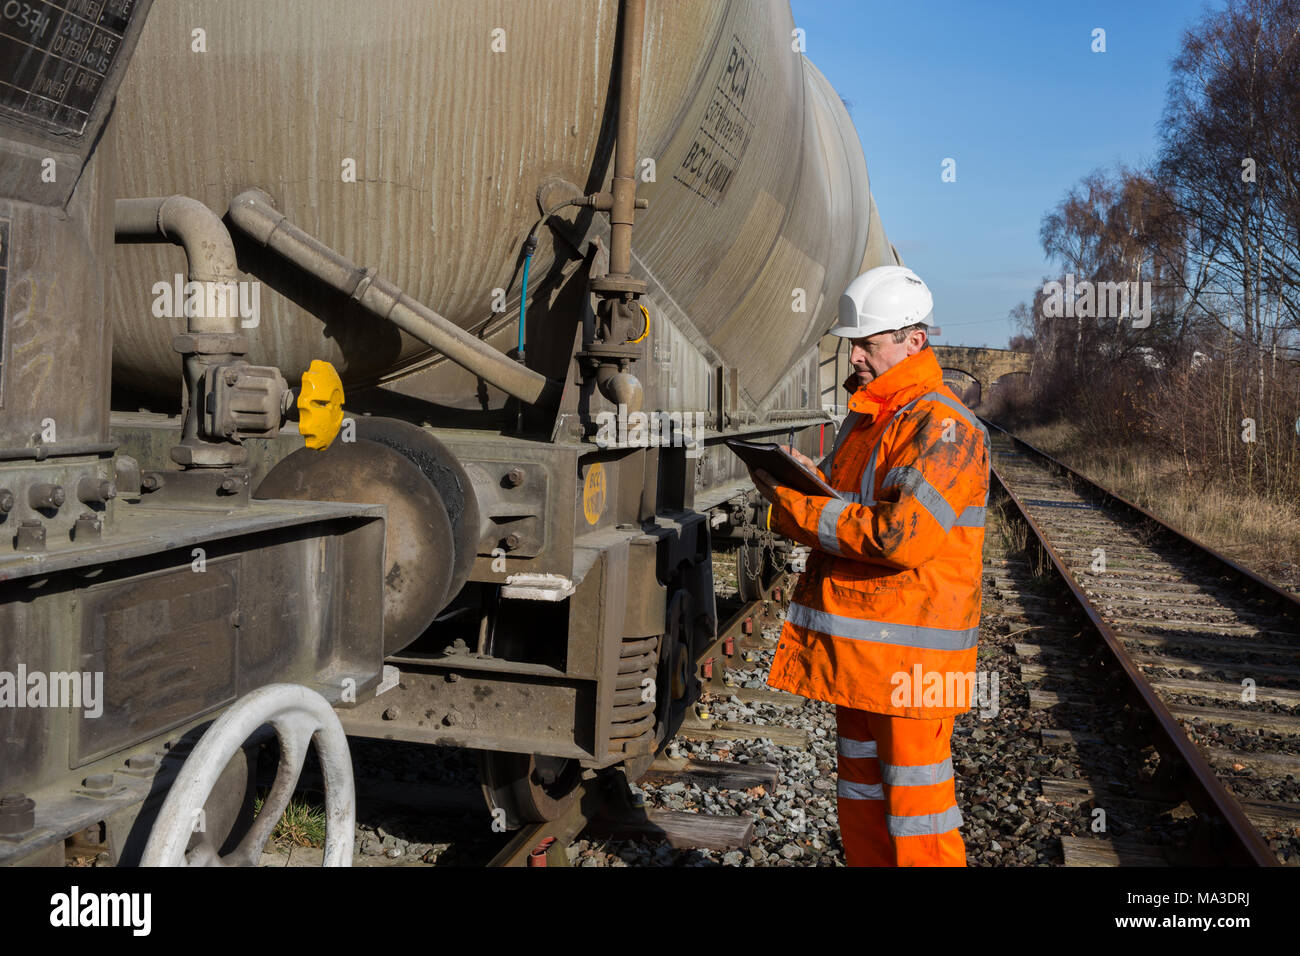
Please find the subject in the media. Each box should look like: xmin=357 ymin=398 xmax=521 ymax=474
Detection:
xmin=582 ymin=462 xmax=607 ymax=525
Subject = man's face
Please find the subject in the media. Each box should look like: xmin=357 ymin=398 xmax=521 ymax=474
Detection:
xmin=849 ymin=328 xmax=926 ymax=383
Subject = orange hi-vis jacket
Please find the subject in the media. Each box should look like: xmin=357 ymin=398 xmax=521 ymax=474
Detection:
xmin=765 ymin=348 xmax=989 ymax=718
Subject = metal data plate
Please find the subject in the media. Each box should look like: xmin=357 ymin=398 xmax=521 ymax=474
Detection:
xmin=75 ymin=556 xmax=240 ymax=765
xmin=0 ymin=0 xmax=140 ymax=137
xmin=0 ymin=0 xmax=152 ymax=206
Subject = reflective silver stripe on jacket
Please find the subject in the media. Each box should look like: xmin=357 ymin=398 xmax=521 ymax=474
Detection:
xmin=838 ymin=779 xmax=885 ymax=801
xmin=858 ymin=391 xmax=987 ymax=511
xmin=880 ymin=465 xmax=958 ymax=531
xmin=787 ymin=602 xmax=979 ymax=651
xmin=837 ymin=736 xmax=878 ymax=759
xmin=881 ymin=757 xmax=954 ymax=787
xmin=953 ymin=506 xmax=985 ymax=528
xmin=886 ymin=805 xmax=963 ymax=837
xmin=817 ymin=498 xmax=848 ymax=554
xmin=919 ymin=391 xmax=992 ymax=508
xmin=857 ymin=400 xmax=912 ymax=505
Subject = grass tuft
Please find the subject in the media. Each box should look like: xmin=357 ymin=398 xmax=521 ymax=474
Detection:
xmin=253 ymin=794 xmax=327 ymax=849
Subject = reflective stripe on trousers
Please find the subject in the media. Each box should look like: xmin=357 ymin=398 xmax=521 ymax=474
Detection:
xmin=834 ymin=706 xmax=965 ymax=866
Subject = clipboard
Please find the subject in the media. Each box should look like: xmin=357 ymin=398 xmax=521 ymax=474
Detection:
xmin=725 ymin=439 xmax=843 ymax=499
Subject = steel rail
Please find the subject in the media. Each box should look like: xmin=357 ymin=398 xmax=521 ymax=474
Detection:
xmin=487 ymin=775 xmax=609 ymax=867
xmin=986 ymin=419 xmax=1300 ymax=613
xmin=696 ymin=566 xmax=790 ymax=693
xmin=983 ymin=418 xmax=1279 ymax=866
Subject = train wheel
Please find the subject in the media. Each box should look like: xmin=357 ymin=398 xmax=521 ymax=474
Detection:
xmin=141 ymin=684 xmax=355 ymax=866
xmin=255 ymin=436 xmax=456 ymax=656
xmin=478 ymin=605 xmax=583 ymax=828
xmin=479 ymin=751 xmax=583 ymax=829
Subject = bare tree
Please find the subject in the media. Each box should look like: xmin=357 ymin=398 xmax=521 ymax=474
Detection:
xmin=1001 ymin=0 xmax=1300 ymax=503
xmin=1158 ymin=0 xmax=1300 ymax=415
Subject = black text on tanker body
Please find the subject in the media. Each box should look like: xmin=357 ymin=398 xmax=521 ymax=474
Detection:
xmin=673 ymin=39 xmax=758 ymax=206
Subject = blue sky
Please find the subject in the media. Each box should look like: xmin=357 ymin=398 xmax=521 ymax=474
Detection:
xmin=791 ymin=0 xmax=1216 ymax=348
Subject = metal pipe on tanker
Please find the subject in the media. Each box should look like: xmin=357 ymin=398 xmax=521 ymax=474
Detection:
xmin=582 ymin=0 xmax=650 ymax=415
xmin=608 ymin=0 xmax=646 ymax=281
xmin=228 ymin=189 xmax=561 ymax=408
xmin=115 ymin=196 xmax=253 ymax=467
xmin=114 ymin=196 xmax=243 ymax=336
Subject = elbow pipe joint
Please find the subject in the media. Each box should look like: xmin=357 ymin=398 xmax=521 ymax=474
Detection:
xmin=115 ymin=195 xmax=240 ymax=285
xmin=116 ymin=195 xmax=274 ymax=468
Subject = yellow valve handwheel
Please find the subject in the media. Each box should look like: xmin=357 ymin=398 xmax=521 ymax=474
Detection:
xmin=625 ymin=303 xmax=650 ymax=344
xmin=298 ymin=359 xmax=345 ymax=450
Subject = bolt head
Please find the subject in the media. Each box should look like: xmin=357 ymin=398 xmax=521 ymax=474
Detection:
xmin=0 ymin=490 xmax=12 ymax=513
xmin=0 ymin=793 xmax=35 ymax=835
xmin=506 ymin=468 xmax=525 ymax=487
xmin=126 ymin=754 xmax=159 ymax=772
xmin=505 ymin=533 xmax=521 ymax=550
xmin=83 ymin=774 xmax=113 ymax=791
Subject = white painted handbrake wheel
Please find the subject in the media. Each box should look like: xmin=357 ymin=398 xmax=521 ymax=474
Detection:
xmin=141 ymin=683 xmax=355 ymax=867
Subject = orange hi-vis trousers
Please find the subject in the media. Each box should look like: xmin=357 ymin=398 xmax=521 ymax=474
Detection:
xmin=835 ymin=706 xmax=965 ymax=866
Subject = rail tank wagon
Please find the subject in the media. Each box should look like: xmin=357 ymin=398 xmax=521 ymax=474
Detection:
xmin=0 ymin=0 xmax=898 ymax=865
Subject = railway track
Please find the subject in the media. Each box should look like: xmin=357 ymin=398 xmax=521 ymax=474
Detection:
xmin=987 ymin=420 xmax=1300 ymax=866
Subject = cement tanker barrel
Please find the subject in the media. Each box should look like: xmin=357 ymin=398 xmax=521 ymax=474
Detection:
xmin=109 ymin=0 xmax=896 ymax=415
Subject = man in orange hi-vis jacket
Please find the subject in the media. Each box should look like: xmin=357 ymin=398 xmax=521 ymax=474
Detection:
xmin=746 ymin=265 xmax=989 ymax=867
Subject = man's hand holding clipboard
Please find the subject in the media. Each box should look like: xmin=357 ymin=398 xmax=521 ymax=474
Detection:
xmin=725 ymin=439 xmax=842 ymax=505
xmin=749 ymin=457 xmax=784 ymax=505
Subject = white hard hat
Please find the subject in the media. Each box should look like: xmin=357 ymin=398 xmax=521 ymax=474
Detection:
xmin=829 ymin=265 xmax=934 ymax=338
